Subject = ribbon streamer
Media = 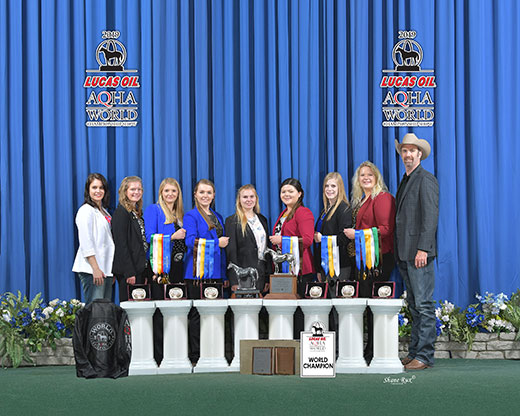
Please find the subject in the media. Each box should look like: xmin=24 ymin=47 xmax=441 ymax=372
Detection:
xmin=281 ymin=236 xmax=300 ymax=275
xmin=321 ymin=235 xmax=340 ymax=278
xmin=195 ymin=238 xmax=216 ymax=279
xmin=150 ymin=234 xmax=171 ymax=276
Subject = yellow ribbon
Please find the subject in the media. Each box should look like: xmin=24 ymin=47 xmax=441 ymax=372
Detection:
xmin=364 ymin=229 xmax=373 ymax=270
xmin=328 ymin=237 xmax=334 ymax=277
xmin=199 ymin=238 xmax=206 ymax=279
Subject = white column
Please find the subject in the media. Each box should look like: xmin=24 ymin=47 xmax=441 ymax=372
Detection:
xmin=332 ymin=299 xmax=367 ymax=373
xmin=156 ymin=300 xmax=192 ymax=374
xmin=120 ymin=301 xmax=158 ymax=375
xmin=366 ymin=299 xmax=404 ymax=374
xmin=298 ymin=299 xmax=333 ymax=331
xmin=264 ymin=300 xmax=298 ymax=340
xmin=193 ymin=300 xmax=230 ymax=373
xmin=228 ymin=299 xmax=263 ymax=371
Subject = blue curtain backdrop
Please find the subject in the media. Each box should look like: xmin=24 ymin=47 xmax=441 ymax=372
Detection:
xmin=1 ymin=0 xmax=519 ymax=306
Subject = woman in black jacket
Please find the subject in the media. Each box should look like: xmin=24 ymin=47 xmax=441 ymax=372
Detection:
xmin=314 ymin=172 xmax=352 ymax=288
xmin=112 ymin=176 xmax=151 ymax=302
xmin=225 ymin=184 xmax=270 ymax=294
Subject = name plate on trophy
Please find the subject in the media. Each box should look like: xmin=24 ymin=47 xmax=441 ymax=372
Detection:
xmin=264 ymin=274 xmax=298 ymax=299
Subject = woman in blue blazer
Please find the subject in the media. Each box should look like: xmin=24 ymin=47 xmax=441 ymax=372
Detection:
xmin=183 ymin=179 xmax=229 ymax=363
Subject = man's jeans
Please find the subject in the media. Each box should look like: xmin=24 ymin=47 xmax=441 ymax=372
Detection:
xmin=398 ymin=258 xmax=436 ymax=366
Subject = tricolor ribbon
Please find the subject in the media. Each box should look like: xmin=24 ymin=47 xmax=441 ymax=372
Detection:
xmin=150 ymin=234 xmax=171 ymax=275
xmin=281 ymin=236 xmax=300 ymax=275
xmin=321 ymin=235 xmax=340 ymax=278
xmin=354 ymin=228 xmax=381 ymax=278
xmin=195 ymin=238 xmax=215 ymax=279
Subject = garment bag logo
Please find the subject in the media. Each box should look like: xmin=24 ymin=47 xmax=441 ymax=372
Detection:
xmin=84 ymin=31 xmax=140 ymax=127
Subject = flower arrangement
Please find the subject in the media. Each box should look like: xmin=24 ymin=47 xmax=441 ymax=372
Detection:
xmin=0 ymin=292 xmax=84 ymax=368
xmin=398 ymin=291 xmax=520 ymax=350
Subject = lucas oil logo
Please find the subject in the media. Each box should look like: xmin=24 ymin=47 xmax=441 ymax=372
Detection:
xmin=89 ymin=322 xmax=116 ymax=351
xmin=84 ymin=31 xmax=140 ymax=127
xmin=380 ymin=31 xmax=436 ymax=127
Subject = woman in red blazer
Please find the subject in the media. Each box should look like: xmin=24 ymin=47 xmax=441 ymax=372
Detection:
xmin=344 ymin=161 xmax=396 ymax=364
xmin=270 ymin=178 xmax=315 ymax=293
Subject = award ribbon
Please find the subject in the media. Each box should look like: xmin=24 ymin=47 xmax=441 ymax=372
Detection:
xmin=196 ymin=238 xmax=215 ymax=279
xmin=150 ymin=234 xmax=171 ymax=276
xmin=321 ymin=235 xmax=340 ymax=278
xmin=281 ymin=236 xmax=300 ymax=275
xmin=363 ymin=229 xmax=373 ymax=270
xmin=355 ymin=230 xmax=363 ymax=272
xmin=372 ymin=227 xmax=379 ymax=267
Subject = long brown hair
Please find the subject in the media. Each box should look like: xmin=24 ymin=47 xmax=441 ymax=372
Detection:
xmin=83 ymin=173 xmax=110 ymax=209
xmin=322 ymin=172 xmax=349 ymax=220
xmin=280 ymin=178 xmax=304 ymax=221
xmin=118 ymin=176 xmax=143 ymax=216
xmin=235 ymin=184 xmax=261 ymax=235
xmin=157 ymin=178 xmax=184 ymax=225
xmin=194 ymin=179 xmax=216 ymax=230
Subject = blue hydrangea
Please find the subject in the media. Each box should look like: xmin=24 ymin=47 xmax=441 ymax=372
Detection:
xmin=435 ymin=317 xmax=443 ymax=336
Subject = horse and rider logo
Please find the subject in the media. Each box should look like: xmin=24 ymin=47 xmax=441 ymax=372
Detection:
xmin=392 ymin=39 xmax=423 ymax=72
xmin=89 ymin=322 xmax=116 ymax=351
xmin=96 ymin=39 xmax=127 ymax=71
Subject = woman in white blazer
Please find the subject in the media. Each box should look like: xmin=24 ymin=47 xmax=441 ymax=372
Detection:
xmin=72 ymin=173 xmax=115 ymax=304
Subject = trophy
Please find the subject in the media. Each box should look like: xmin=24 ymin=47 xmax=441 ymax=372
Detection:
xmin=128 ymin=284 xmax=151 ymax=301
xmin=372 ymin=281 xmax=396 ymax=298
xmin=264 ymin=244 xmax=302 ymax=300
xmin=227 ymin=263 xmax=261 ymax=298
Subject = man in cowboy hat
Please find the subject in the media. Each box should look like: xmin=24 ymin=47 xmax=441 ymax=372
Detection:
xmin=395 ymin=132 xmax=439 ymax=370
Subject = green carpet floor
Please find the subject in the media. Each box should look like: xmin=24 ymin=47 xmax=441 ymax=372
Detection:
xmin=2 ymin=360 xmax=520 ymax=416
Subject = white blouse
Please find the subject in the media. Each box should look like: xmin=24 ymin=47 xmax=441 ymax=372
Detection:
xmin=248 ymin=215 xmax=267 ymax=260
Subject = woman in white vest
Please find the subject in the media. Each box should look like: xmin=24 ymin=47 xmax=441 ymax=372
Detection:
xmin=72 ymin=173 xmax=115 ymax=304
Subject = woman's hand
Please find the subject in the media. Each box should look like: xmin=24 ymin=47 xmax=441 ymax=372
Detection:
xmin=344 ymin=228 xmax=356 ymax=240
xmin=269 ymin=235 xmax=282 ymax=246
xmin=314 ymin=232 xmax=322 ymax=243
xmin=231 ymin=284 xmax=238 ymax=292
xmin=223 ymin=280 xmax=230 ymax=288
xmin=219 ymin=236 xmax=229 ymax=248
xmin=92 ymin=268 xmax=105 ymax=286
xmin=172 ymin=228 xmax=186 ymax=240
xmin=126 ymin=275 xmax=136 ymax=285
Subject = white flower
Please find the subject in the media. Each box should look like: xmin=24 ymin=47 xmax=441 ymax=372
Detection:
xmin=70 ymin=299 xmax=80 ymax=306
xmin=42 ymin=307 xmax=53 ymax=319
xmin=2 ymin=310 xmax=11 ymax=322
xmin=61 ymin=301 xmax=67 ymax=306
xmin=442 ymin=315 xmax=450 ymax=322
xmin=55 ymin=309 xmax=65 ymax=317
xmin=49 ymin=299 xmax=59 ymax=307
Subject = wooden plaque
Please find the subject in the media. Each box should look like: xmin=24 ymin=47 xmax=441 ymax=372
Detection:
xmin=264 ymin=274 xmax=298 ymax=299
xmin=274 ymin=347 xmax=295 ymax=375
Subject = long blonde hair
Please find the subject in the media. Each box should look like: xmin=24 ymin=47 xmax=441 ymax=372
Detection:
xmin=158 ymin=178 xmax=184 ymax=225
xmin=235 ymin=184 xmax=261 ymax=235
xmin=351 ymin=161 xmax=389 ymax=209
xmin=194 ymin=179 xmax=216 ymax=230
xmin=322 ymin=172 xmax=349 ymax=220
xmin=118 ymin=176 xmax=143 ymax=216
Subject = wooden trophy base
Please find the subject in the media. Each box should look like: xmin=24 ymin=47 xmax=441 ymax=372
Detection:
xmin=231 ymin=290 xmax=263 ymax=299
xmin=264 ymin=274 xmax=299 ymax=299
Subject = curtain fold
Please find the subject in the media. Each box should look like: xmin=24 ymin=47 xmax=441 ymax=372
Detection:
xmin=1 ymin=0 xmax=519 ymax=306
